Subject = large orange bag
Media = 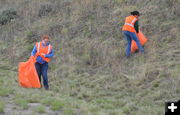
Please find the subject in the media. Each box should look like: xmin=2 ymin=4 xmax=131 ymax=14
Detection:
xmin=131 ymin=30 xmax=148 ymax=53
xmin=18 ymin=56 xmax=41 ymax=88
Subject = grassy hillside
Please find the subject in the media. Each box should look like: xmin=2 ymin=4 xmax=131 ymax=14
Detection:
xmin=0 ymin=0 xmax=179 ymax=114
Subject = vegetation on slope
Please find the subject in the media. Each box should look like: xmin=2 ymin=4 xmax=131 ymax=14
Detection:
xmin=0 ymin=0 xmax=179 ymax=114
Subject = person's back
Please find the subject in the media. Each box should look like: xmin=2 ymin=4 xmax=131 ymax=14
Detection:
xmin=122 ymin=15 xmax=138 ymax=33
xmin=122 ymin=11 xmax=144 ymax=57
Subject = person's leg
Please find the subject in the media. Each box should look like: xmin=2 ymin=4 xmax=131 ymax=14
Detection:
xmin=35 ymin=62 xmax=42 ymax=83
xmin=41 ymin=62 xmax=49 ymax=90
xmin=130 ymin=32 xmax=144 ymax=52
xmin=123 ymin=31 xmax=132 ymax=57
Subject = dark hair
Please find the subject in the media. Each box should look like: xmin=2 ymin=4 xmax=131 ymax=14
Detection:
xmin=131 ymin=11 xmax=140 ymax=16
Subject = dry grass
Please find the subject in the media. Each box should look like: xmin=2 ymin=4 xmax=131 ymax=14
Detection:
xmin=0 ymin=0 xmax=179 ymax=114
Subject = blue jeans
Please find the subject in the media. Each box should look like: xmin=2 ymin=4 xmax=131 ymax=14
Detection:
xmin=123 ymin=31 xmax=144 ymax=57
xmin=35 ymin=62 xmax=49 ymax=89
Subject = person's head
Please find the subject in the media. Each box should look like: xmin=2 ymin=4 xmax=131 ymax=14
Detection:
xmin=42 ymin=35 xmax=50 ymax=44
xmin=131 ymin=11 xmax=140 ymax=17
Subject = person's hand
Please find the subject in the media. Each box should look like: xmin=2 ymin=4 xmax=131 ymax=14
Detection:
xmin=30 ymin=55 xmax=35 ymax=60
xmin=41 ymin=53 xmax=45 ymax=57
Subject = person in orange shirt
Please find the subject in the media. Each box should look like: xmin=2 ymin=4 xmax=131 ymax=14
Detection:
xmin=122 ymin=11 xmax=144 ymax=57
xmin=31 ymin=35 xmax=54 ymax=90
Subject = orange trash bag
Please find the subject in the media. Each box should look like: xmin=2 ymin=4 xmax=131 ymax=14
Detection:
xmin=18 ymin=56 xmax=41 ymax=88
xmin=131 ymin=30 xmax=148 ymax=53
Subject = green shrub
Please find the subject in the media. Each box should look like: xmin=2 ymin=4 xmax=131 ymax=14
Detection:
xmin=39 ymin=4 xmax=53 ymax=17
xmin=15 ymin=98 xmax=28 ymax=109
xmin=63 ymin=108 xmax=74 ymax=115
xmin=50 ymin=100 xmax=65 ymax=110
xmin=26 ymin=31 xmax=34 ymax=38
xmin=41 ymin=97 xmax=54 ymax=106
xmin=25 ymin=31 xmax=38 ymax=43
xmin=0 ymin=88 xmax=13 ymax=97
xmin=27 ymin=44 xmax=35 ymax=52
xmin=0 ymin=8 xmax=17 ymax=25
xmin=35 ymin=106 xmax=46 ymax=113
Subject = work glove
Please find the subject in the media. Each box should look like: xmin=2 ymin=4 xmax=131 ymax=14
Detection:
xmin=30 ymin=55 xmax=35 ymax=59
xmin=30 ymin=55 xmax=35 ymax=61
xmin=41 ymin=53 xmax=46 ymax=58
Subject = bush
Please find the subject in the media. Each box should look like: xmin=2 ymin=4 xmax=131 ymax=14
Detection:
xmin=35 ymin=106 xmax=46 ymax=113
xmin=38 ymin=4 xmax=53 ymax=17
xmin=27 ymin=44 xmax=34 ymax=52
xmin=25 ymin=31 xmax=39 ymax=43
xmin=50 ymin=100 xmax=65 ymax=110
xmin=63 ymin=109 xmax=74 ymax=115
xmin=0 ymin=87 xmax=13 ymax=97
xmin=15 ymin=98 xmax=28 ymax=109
xmin=0 ymin=8 xmax=17 ymax=25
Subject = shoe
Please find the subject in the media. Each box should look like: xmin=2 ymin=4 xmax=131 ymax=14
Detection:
xmin=45 ymin=87 xmax=49 ymax=90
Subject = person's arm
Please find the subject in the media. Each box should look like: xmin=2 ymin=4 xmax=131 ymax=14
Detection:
xmin=45 ymin=49 xmax=54 ymax=58
xmin=134 ymin=20 xmax=139 ymax=33
xmin=31 ymin=45 xmax=37 ymax=56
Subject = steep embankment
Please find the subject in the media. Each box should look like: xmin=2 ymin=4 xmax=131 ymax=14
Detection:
xmin=0 ymin=0 xmax=179 ymax=114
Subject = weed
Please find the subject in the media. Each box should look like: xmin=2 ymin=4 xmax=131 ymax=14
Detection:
xmin=50 ymin=100 xmax=65 ymax=111
xmin=35 ymin=106 xmax=46 ymax=113
xmin=0 ymin=100 xmax=4 ymax=113
xmin=15 ymin=98 xmax=28 ymax=109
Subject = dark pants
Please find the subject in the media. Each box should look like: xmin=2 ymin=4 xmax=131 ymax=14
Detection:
xmin=123 ymin=31 xmax=144 ymax=57
xmin=35 ymin=62 xmax=49 ymax=89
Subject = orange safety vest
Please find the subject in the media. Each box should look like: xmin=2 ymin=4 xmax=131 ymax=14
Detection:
xmin=122 ymin=15 xmax=138 ymax=33
xmin=35 ymin=41 xmax=52 ymax=62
